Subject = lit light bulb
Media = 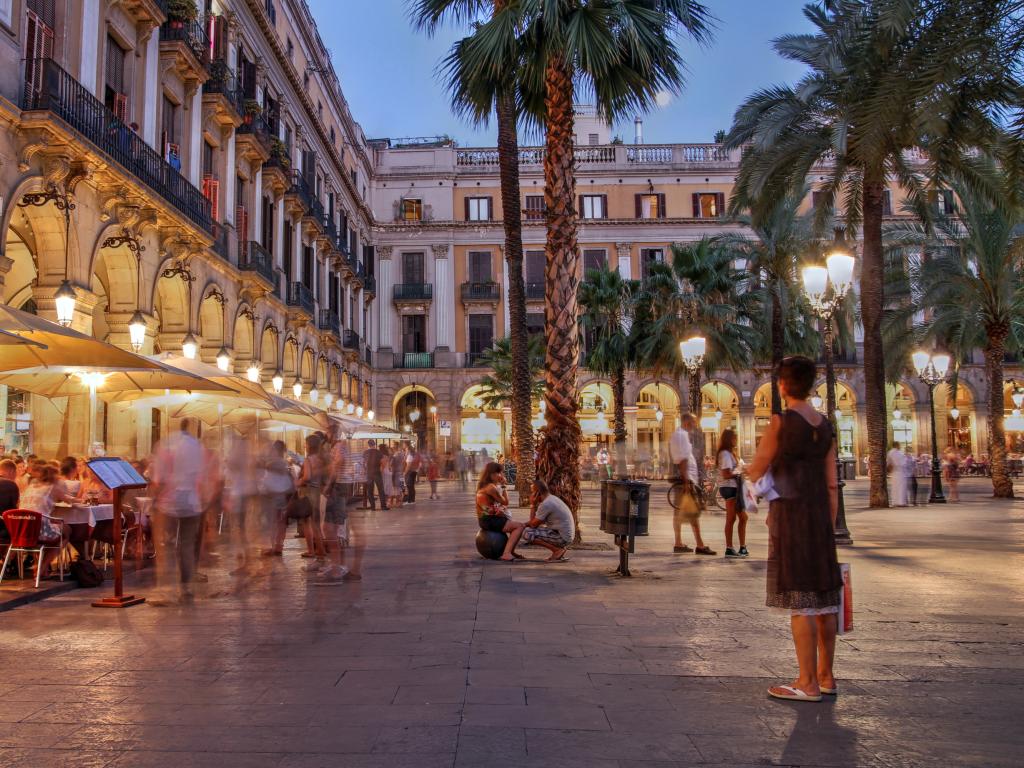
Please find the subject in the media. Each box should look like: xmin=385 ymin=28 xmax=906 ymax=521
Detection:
xmin=892 ymin=408 xmax=902 ymax=421
xmin=309 ymin=387 xmax=319 ymax=405
xmin=356 ymin=406 xmax=364 ymax=417
xmin=271 ymin=371 xmax=283 ymax=394
xmin=182 ymin=332 xmax=198 ymax=360
xmin=323 ymin=393 xmax=333 ymax=408
xmin=346 ymin=402 xmax=355 ymax=415
xmin=654 ymin=408 xmax=664 ymax=423
xmin=247 ymin=364 xmax=261 ymax=383
xmin=366 ymin=410 xmax=375 ymax=421
xmin=128 ymin=310 xmax=147 ymax=353
xmin=409 ymin=407 xmax=420 ymax=422
xmin=429 ymin=405 xmax=438 ymax=415
xmin=216 ymin=346 xmax=231 ymax=372
xmin=950 ymin=407 xmax=960 ymax=420
xmin=811 ymin=395 xmax=823 ymax=410
xmin=292 ymin=378 xmax=303 ymax=399
xmin=54 ymin=280 xmax=76 ymax=327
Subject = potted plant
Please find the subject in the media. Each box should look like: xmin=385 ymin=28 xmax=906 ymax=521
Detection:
xmin=243 ymin=99 xmax=262 ymax=125
xmin=270 ymin=138 xmax=290 ymax=169
xmin=166 ymin=0 xmax=198 ymax=27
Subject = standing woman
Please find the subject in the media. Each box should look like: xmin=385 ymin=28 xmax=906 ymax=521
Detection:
xmin=943 ymin=449 xmax=961 ymax=502
xmin=748 ymin=356 xmax=843 ymax=703
xmin=380 ymin=445 xmax=396 ymax=508
xmin=297 ymin=434 xmax=327 ymax=560
xmin=718 ymin=429 xmax=748 ymax=558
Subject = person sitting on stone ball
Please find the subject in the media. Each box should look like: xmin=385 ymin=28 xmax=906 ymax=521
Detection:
xmin=522 ymin=478 xmax=574 ymax=562
xmin=475 ymin=461 xmax=525 ymax=562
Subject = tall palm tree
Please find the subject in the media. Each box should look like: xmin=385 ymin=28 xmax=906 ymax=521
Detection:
xmin=720 ymin=190 xmax=819 ymax=412
xmin=442 ymin=0 xmax=712 ymax=516
xmin=409 ymin=0 xmax=536 ymax=503
xmin=579 ymin=266 xmax=640 ymax=478
xmin=725 ymin=0 xmax=1022 ymax=508
xmin=638 ymin=239 xmax=760 ymax=419
xmin=885 ymin=176 xmax=1024 ymax=498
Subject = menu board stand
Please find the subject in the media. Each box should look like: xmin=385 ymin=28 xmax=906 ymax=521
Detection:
xmin=87 ymin=458 xmax=148 ymax=609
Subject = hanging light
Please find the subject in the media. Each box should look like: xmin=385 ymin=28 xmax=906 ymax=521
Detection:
xmin=892 ymin=408 xmax=902 ymax=421
xmin=292 ymin=378 xmax=303 ymax=399
xmin=323 ymin=392 xmax=333 ymax=408
xmin=950 ymin=407 xmax=960 ymax=421
xmin=337 ymin=398 xmax=346 ymax=411
xmin=715 ymin=409 xmax=723 ymax=421
xmin=271 ymin=370 xmax=284 ymax=394
xmin=246 ymin=363 xmax=261 ymax=383
xmin=429 ymin=405 xmax=438 ymax=415
xmin=216 ymin=346 xmax=231 ymax=372
xmin=356 ymin=405 xmax=364 ymax=417
xmin=1013 ymin=390 xmax=1024 ymax=409
xmin=478 ymin=410 xmax=487 ymax=420
xmin=1007 ymin=409 xmax=1024 ymax=432
xmin=346 ymin=402 xmax=356 ymax=414
xmin=128 ymin=309 xmax=147 ymax=353
xmin=54 ymin=279 xmax=77 ymax=327
xmin=309 ymin=387 xmax=319 ymax=405
xmin=181 ymin=331 xmax=198 ymax=360
xmin=654 ymin=407 xmax=664 ymax=423
xmin=409 ymin=406 xmax=421 ymax=422
xmin=367 ymin=410 xmax=375 ymax=421
xmin=811 ymin=395 xmax=823 ymax=411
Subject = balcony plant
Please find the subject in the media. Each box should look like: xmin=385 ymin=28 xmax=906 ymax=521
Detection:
xmin=167 ymin=0 xmax=198 ymax=25
xmin=243 ymin=99 xmax=262 ymax=124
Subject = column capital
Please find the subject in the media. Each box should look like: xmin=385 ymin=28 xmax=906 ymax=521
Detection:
xmin=615 ymin=242 xmax=633 ymax=258
xmin=431 ymin=244 xmax=450 ymax=259
xmin=378 ymin=245 xmax=393 ymax=261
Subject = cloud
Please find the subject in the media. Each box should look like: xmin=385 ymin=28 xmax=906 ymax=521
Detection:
xmin=655 ymin=90 xmax=673 ymax=108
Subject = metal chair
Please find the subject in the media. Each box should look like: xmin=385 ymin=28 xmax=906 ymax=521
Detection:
xmin=1 ymin=509 xmax=66 ymax=587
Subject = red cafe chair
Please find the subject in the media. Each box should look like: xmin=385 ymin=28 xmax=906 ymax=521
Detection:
xmin=1 ymin=509 xmax=66 ymax=588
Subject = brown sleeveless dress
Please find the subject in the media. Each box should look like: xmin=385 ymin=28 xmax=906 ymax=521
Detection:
xmin=766 ymin=410 xmax=843 ymax=612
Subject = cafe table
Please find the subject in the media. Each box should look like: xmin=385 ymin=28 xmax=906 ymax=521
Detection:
xmin=51 ymin=502 xmax=114 ymax=528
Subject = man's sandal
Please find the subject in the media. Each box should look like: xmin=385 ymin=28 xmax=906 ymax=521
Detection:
xmin=768 ymin=685 xmax=822 ymax=703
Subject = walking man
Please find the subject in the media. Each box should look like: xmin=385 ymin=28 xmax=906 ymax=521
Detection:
xmin=669 ymin=413 xmax=715 ymax=556
xmin=404 ymin=443 xmax=422 ymax=503
xmin=362 ymin=439 xmax=387 ymax=510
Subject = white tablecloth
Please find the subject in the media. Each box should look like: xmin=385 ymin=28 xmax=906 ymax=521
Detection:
xmin=51 ymin=503 xmax=114 ymax=527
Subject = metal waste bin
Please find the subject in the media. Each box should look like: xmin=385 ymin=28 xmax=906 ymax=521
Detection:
xmin=600 ymin=480 xmax=650 ymax=537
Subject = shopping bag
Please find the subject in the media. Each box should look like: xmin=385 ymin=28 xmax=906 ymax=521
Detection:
xmin=741 ymin=481 xmax=759 ymax=515
xmin=838 ymin=563 xmax=853 ymax=634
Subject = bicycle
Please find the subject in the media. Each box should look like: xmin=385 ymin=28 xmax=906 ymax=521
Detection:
xmin=667 ymin=474 xmax=723 ymax=513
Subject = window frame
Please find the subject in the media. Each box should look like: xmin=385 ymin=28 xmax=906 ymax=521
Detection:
xmin=465 ymin=196 xmax=492 ymax=222
xmin=579 ymin=194 xmax=608 ymax=220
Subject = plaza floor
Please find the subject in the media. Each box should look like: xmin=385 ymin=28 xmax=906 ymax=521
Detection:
xmin=0 ymin=477 xmax=1022 ymax=767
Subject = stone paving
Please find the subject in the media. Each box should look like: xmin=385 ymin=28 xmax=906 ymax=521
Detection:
xmin=0 ymin=477 xmax=1022 ymax=767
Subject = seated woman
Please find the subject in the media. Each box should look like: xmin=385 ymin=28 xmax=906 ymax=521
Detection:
xmin=79 ymin=466 xmax=114 ymax=505
xmin=20 ymin=462 xmax=72 ymax=579
xmin=475 ymin=461 xmax=525 ymax=562
xmin=58 ymin=456 xmax=88 ymax=556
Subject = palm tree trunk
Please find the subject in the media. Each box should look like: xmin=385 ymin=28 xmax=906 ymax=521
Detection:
xmin=536 ymin=52 xmax=582 ymax=536
xmin=770 ymin=279 xmax=784 ymax=414
xmin=861 ymin=178 xmax=890 ymax=508
xmin=496 ymin=79 xmax=533 ymax=506
xmin=985 ymin=325 xmax=1014 ymax=498
xmin=612 ymin=365 xmax=627 ymax=478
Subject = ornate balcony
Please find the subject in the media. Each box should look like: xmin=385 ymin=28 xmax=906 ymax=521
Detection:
xmin=286 ymin=281 xmax=314 ymax=316
xmin=21 ymin=58 xmax=212 ymax=233
xmin=202 ymin=60 xmax=244 ymax=128
xmin=525 ymin=281 xmax=545 ymax=300
xmin=394 ymin=352 xmax=433 ymax=369
xmin=393 ymin=283 xmax=433 ymax=303
xmin=262 ymin=149 xmax=290 ymax=197
xmin=342 ymin=330 xmax=361 ymax=350
xmin=210 ymin=222 xmax=231 ymax=262
xmin=285 ymin=170 xmax=314 ymax=217
xmin=363 ymin=275 xmax=376 ymax=295
xmin=239 ymin=241 xmax=275 ymax=289
xmin=318 ymin=309 xmax=340 ymax=338
xmin=159 ymin=17 xmax=210 ymax=90
xmin=461 ymin=281 xmax=500 ymax=303
xmin=236 ymin=111 xmax=273 ymax=164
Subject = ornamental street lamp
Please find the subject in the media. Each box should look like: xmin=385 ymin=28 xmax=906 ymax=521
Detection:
xmin=802 ymin=243 xmax=856 ymax=544
xmin=367 ymin=409 xmax=375 ymax=421
xmin=292 ymin=377 xmax=303 ymax=400
xmin=247 ymin=364 xmax=261 ymax=383
xmin=20 ymin=185 xmax=77 ymax=326
xmin=912 ymin=350 xmax=951 ymax=503
xmin=271 ymin=370 xmax=283 ymax=395
xmin=216 ymin=346 xmax=231 ymax=372
xmin=309 ymin=387 xmax=319 ymax=405
xmin=181 ymin=332 xmax=198 ymax=360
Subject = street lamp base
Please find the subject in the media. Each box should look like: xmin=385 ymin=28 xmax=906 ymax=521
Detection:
xmin=834 ymin=528 xmax=853 ymax=546
xmin=928 ymin=494 xmax=947 ymax=504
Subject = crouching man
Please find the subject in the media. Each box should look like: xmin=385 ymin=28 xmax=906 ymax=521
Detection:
xmin=523 ymin=478 xmax=575 ymax=562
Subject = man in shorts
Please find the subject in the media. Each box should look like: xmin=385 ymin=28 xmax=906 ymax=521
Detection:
xmin=522 ymin=478 xmax=574 ymax=562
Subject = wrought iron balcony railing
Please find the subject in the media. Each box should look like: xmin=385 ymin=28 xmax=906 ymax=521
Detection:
xmin=363 ymin=275 xmax=376 ymax=294
xmin=210 ymin=222 xmax=230 ymax=262
xmin=393 ymin=283 xmax=433 ymax=302
xmin=203 ymin=60 xmax=244 ymax=117
xmin=288 ymin=171 xmax=314 ymax=211
xmin=21 ymin=58 xmax=212 ymax=232
xmin=160 ymin=17 xmax=210 ymax=69
xmin=286 ymin=281 xmax=314 ymax=315
xmin=342 ymin=329 xmax=361 ymax=350
xmin=461 ymin=281 xmax=500 ymax=301
xmin=239 ymin=241 xmax=275 ymax=285
xmin=237 ymin=111 xmax=273 ymax=152
xmin=318 ymin=309 xmax=340 ymax=337
xmin=466 ymin=352 xmax=491 ymax=368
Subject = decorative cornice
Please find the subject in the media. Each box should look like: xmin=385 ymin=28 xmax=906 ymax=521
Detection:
xmin=431 ymin=244 xmax=450 ymax=258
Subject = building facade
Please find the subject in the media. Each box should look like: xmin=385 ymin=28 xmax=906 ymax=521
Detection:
xmin=0 ymin=0 xmax=1019 ymax=468
xmin=0 ymin=0 xmax=375 ymax=458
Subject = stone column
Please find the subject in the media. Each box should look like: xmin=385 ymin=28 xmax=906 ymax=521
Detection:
xmin=142 ymin=31 xmax=160 ymax=149
xmin=377 ymin=246 xmax=394 ymax=351
xmin=225 ymin=134 xmax=237 ymax=226
xmin=432 ymin=244 xmax=453 ymax=351
xmin=188 ymin=88 xmax=203 ymax=186
xmin=293 ymin=220 xmax=304 ymax=285
xmin=616 ymin=242 xmax=633 ymax=280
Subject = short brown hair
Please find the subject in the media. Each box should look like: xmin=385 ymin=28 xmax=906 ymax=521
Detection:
xmin=777 ymin=355 xmax=817 ymax=400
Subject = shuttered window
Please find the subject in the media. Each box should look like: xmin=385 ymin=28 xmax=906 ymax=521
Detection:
xmin=402 ymin=315 xmax=426 ymax=353
xmin=640 ymin=248 xmax=664 ymax=280
xmin=468 ymin=314 xmax=494 ymax=355
xmin=402 ymin=252 xmax=425 ymax=284
xmin=635 ymin=193 xmax=666 ymax=219
xmin=526 ymin=312 xmax=545 ymax=336
xmin=580 ymin=195 xmax=607 ymax=219
xmin=104 ymin=35 xmax=128 ymax=119
xmin=692 ymin=193 xmax=725 ymax=218
xmin=465 ymin=196 xmax=492 ymax=221
xmin=469 ymin=251 xmax=492 ymax=283
xmin=583 ymin=249 xmax=607 ymax=274
xmin=524 ymin=195 xmax=545 ymax=221
xmin=525 ymin=250 xmax=545 ymax=283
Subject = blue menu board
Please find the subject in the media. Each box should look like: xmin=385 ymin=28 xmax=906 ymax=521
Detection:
xmin=87 ymin=458 xmax=147 ymax=490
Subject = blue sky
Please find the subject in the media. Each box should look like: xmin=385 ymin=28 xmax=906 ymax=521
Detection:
xmin=309 ymin=0 xmax=814 ymax=146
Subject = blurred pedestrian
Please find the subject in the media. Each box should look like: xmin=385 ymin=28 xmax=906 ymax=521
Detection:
xmin=669 ymin=414 xmax=714 ymax=555
xmin=749 ymin=356 xmax=842 ymax=703
xmin=405 ymin=443 xmax=422 ymax=503
xmin=362 ymin=439 xmax=387 ymax=511
xmin=298 ymin=434 xmax=328 ymax=565
xmin=427 ymin=453 xmax=440 ymax=499
xmin=944 ymin=449 xmax=961 ymax=502
xmin=887 ymin=442 xmax=909 ymax=507
xmin=260 ymin=440 xmax=294 ymax=556
xmin=718 ymin=428 xmax=748 ymax=557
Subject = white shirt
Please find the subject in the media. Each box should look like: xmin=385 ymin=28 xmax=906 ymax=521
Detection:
xmin=669 ymin=428 xmax=698 ymax=483
xmin=718 ymin=450 xmax=737 ymax=488
xmin=886 ymin=448 xmax=907 ymax=476
xmin=153 ymin=430 xmax=203 ymax=517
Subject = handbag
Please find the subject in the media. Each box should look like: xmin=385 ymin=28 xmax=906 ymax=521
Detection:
xmin=285 ymin=493 xmax=312 ymax=520
xmin=678 ymin=486 xmax=702 ymax=521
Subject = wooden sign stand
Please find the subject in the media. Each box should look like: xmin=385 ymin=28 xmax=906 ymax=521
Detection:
xmin=87 ymin=458 xmax=147 ymax=608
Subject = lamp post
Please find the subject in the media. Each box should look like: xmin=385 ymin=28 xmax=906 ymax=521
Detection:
xmin=20 ymin=184 xmax=77 ymax=326
xmin=678 ymin=335 xmax=706 ymax=414
xmin=912 ymin=350 xmax=951 ymax=503
xmin=802 ymin=245 xmax=856 ymax=544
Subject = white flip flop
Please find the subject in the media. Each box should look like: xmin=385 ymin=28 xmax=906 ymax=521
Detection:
xmin=768 ymin=684 xmax=822 ymax=703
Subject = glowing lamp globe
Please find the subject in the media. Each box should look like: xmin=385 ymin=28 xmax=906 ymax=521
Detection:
xmin=216 ymin=347 xmax=231 ymax=372
xmin=54 ymin=279 xmax=77 ymax=327
xmin=181 ymin=332 xmax=198 ymax=360
xmin=128 ymin=310 xmax=147 ymax=353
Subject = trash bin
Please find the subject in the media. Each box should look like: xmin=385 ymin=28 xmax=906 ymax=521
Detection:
xmin=600 ymin=480 xmax=650 ymax=536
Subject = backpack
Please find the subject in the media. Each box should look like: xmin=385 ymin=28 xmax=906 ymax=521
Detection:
xmin=70 ymin=559 xmax=105 ymax=588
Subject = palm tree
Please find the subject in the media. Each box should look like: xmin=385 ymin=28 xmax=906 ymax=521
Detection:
xmin=720 ymin=190 xmax=819 ymax=412
xmin=885 ymin=176 xmax=1024 ymax=498
xmin=475 ymin=334 xmax=546 ymax=410
xmin=638 ymin=238 xmax=760 ymax=419
xmin=409 ymin=0 xmax=536 ymax=503
xmin=579 ymin=266 xmax=640 ymax=478
xmin=725 ymin=0 xmax=1022 ymax=508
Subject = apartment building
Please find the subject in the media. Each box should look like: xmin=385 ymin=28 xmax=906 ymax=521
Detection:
xmin=0 ymin=0 xmax=375 ymax=458
xmin=368 ymin=124 xmax=1022 ymax=468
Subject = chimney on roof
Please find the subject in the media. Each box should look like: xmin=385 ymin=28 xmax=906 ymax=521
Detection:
xmin=634 ymin=117 xmax=643 ymax=145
